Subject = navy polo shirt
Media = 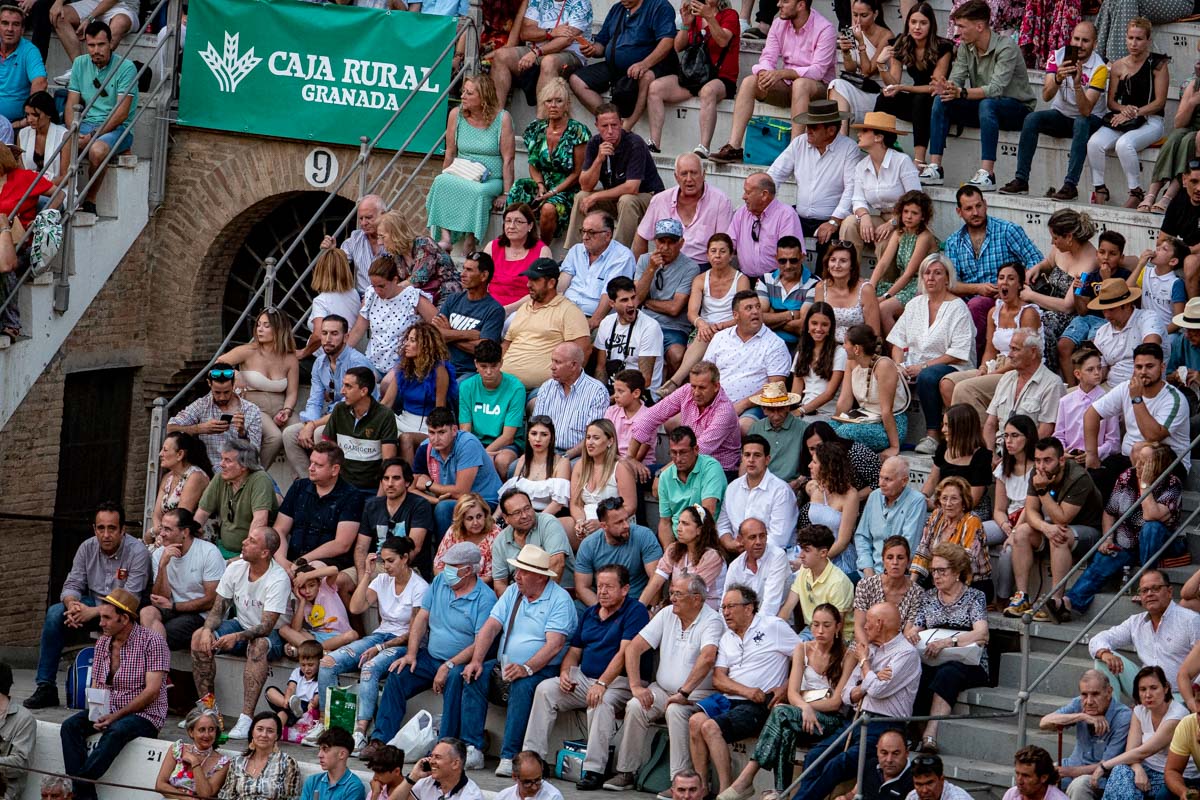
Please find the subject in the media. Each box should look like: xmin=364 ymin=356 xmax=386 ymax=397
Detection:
xmin=574 ymin=596 xmax=650 ymax=678
xmin=280 ymin=477 xmax=365 ymax=570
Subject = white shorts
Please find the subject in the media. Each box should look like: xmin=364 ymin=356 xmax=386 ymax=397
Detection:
xmin=394 ymin=410 xmax=429 ymax=435
xmin=70 ymin=0 xmax=138 ymax=29
xmin=828 ymin=78 xmax=879 ymax=123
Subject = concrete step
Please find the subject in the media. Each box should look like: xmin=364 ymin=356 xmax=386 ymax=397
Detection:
xmin=937 ymin=715 xmax=1064 ymax=759
xmin=938 ymin=757 xmax=1016 ymax=798
xmin=998 ymin=650 xmax=1098 ymax=698
xmin=961 ymin=685 xmax=1077 ymax=720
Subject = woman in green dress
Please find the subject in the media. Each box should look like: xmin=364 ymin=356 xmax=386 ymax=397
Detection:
xmin=507 ymin=77 xmax=590 ymax=244
xmin=426 ymin=73 xmax=514 ymax=255
xmin=868 ymin=189 xmax=938 ymax=335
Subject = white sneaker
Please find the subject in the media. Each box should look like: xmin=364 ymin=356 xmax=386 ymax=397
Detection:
xmin=301 ymin=722 xmax=326 ymax=747
xmin=288 ymin=694 xmax=305 ymax=719
xmin=918 ymin=164 xmax=944 ymax=186
xmin=465 ymin=745 xmax=485 ymax=770
xmin=693 ymin=143 xmax=710 ymax=159
xmin=495 ymin=757 xmax=514 ymax=777
xmin=914 ymin=436 xmax=939 ymax=455
xmin=352 ymin=730 xmax=369 ymax=757
xmin=51 ymin=70 xmax=70 ymax=86
xmin=966 ymin=168 xmax=997 ymax=192
xmin=227 ymin=713 xmax=253 ymax=740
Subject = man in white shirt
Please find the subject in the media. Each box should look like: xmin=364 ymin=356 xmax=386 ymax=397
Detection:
xmin=494 ymin=752 xmax=562 ymax=800
xmin=394 ymin=738 xmax=484 ymax=800
xmin=1091 ymin=569 xmax=1200 ymax=698
xmin=189 ymin=526 xmax=291 ymax=740
xmin=722 ymin=519 xmax=791 ymax=617
xmin=999 ymin=22 xmax=1107 ymax=200
xmin=706 ymin=291 xmax=793 ymax=434
xmin=561 ymin=210 xmax=636 ymax=325
xmin=594 ymin=276 xmax=665 ymax=393
xmin=1085 ymin=342 xmax=1190 ymax=496
xmin=320 ymin=194 xmax=386 ymax=293
xmin=905 ymin=754 xmax=974 ymax=800
xmin=690 ymin=585 xmax=798 ymax=795
xmin=604 ymin=575 xmax=724 ymax=790
xmin=765 ymin=100 xmax=862 ymax=261
xmin=140 ymin=508 xmax=224 ymax=650
xmin=1088 ymin=278 xmax=1162 ymax=387
xmin=716 ymin=436 xmax=799 ymax=552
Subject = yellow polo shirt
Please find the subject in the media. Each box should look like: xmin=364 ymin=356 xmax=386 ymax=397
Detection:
xmin=1169 ymin=711 xmax=1200 ymax=767
xmin=791 ymin=562 xmax=855 ymax=639
xmin=503 ymin=294 xmax=591 ymax=389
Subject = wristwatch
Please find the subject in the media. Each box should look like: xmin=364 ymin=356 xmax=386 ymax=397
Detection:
xmin=951 ymin=635 xmax=959 ymax=647
xmin=1131 ymin=396 xmax=1145 ymax=405
xmin=597 ymin=679 xmax=609 ymax=688
xmin=424 ymin=478 xmax=434 ymax=491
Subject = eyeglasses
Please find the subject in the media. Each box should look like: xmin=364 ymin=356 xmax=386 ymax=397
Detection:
xmin=1002 ymin=432 xmax=1025 ymax=439
xmin=1139 ymin=584 xmax=1168 ymax=595
xmin=930 ymin=566 xmax=952 ymax=575
xmin=720 ymin=601 xmax=751 ymax=611
xmin=517 ymin=778 xmax=543 ymax=788
xmin=91 ymin=76 xmax=108 ymax=98
xmin=830 ymin=240 xmax=854 ymax=249
xmin=581 ymin=228 xmax=610 ymax=237
xmin=777 ymin=257 xmax=801 ymax=264
xmin=466 ymin=251 xmax=482 ymax=261
xmin=209 ymin=369 xmax=235 ymax=380
xmin=668 ymin=590 xmax=697 ymax=599
xmin=750 ymin=217 xmax=761 ymax=243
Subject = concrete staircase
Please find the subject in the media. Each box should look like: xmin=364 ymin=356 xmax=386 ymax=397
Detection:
xmin=0 ymin=35 xmax=167 ymax=428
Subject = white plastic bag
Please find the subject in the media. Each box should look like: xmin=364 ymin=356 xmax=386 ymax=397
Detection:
xmin=388 ymin=709 xmax=437 ymax=760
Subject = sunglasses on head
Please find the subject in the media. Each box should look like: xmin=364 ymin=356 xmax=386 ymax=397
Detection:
xmin=1189 ymin=159 xmax=1200 ymax=171
xmin=750 ymin=217 xmax=761 ymax=243
xmin=209 ymin=369 xmax=235 ymax=380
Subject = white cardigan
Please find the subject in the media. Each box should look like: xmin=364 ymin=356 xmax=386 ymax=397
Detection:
xmin=886 ymin=294 xmax=977 ymax=369
xmin=19 ymin=122 xmax=66 ymax=182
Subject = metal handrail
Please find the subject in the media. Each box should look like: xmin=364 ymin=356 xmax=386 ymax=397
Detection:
xmin=0 ymin=0 xmax=179 ymax=322
xmin=1014 ymin=422 xmax=1200 ymax=747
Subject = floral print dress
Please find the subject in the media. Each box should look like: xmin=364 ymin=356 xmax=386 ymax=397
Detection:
xmin=394 ymin=236 xmax=461 ymax=306
xmin=507 ymin=117 xmax=591 ymax=237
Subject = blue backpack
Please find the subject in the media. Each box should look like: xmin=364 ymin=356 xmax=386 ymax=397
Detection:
xmin=65 ymin=647 xmax=94 ymax=710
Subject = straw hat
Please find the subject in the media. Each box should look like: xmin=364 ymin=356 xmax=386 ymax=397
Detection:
xmin=1174 ymin=297 xmax=1200 ymax=330
xmin=1086 ymin=277 xmax=1142 ymax=311
xmin=851 ymin=111 xmax=907 ymax=136
xmin=100 ymin=588 xmax=139 ymax=617
xmin=749 ymin=381 xmax=803 ymax=407
xmin=506 ymin=544 xmax=559 ymax=578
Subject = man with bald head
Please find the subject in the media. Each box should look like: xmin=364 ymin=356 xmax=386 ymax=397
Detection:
xmin=633 ymin=153 xmax=732 ymax=266
xmin=855 ymin=456 xmax=928 ymax=577
xmin=730 ymin=172 xmax=805 ymax=279
xmin=721 ymin=518 xmax=791 ymax=617
xmin=532 ymin=342 xmax=611 ymax=459
xmin=794 ymin=602 xmax=921 ymax=800
xmin=1040 ymin=669 xmax=1131 ymax=799
xmin=999 ymin=22 xmax=1107 ymax=200
xmin=320 ymin=194 xmax=386 ymax=293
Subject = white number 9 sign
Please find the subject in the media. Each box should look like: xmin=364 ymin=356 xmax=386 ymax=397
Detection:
xmin=305 ymin=148 xmax=339 ymax=188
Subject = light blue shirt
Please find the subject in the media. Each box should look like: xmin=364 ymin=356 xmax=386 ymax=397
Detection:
xmin=490 ymin=581 xmax=577 ymax=666
xmin=301 ymin=344 xmax=377 ymax=422
xmin=0 ymin=40 xmax=45 ymax=122
xmin=414 ymin=0 xmax=468 ymax=16
xmin=562 ymin=240 xmax=637 ymax=315
xmin=299 ymin=771 xmax=366 ymax=800
xmin=575 ymin=523 xmax=663 ymax=599
xmin=854 ymin=486 xmax=928 ymax=574
xmin=531 ymin=373 xmax=611 ymax=453
xmin=1056 ymin=695 xmax=1132 ymax=788
xmin=422 ymin=573 xmax=496 ymax=661
xmin=424 ymin=431 xmax=503 ymax=506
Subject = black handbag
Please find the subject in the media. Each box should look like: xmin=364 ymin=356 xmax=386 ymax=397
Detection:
xmin=838 ymin=70 xmax=881 ymax=93
xmin=679 ymin=24 xmax=732 ymax=93
xmin=1102 ymin=110 xmax=1146 ymax=133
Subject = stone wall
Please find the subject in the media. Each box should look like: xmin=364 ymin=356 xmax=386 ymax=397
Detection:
xmin=0 ymin=127 xmax=439 ymax=647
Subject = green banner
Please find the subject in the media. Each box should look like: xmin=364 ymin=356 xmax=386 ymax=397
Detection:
xmin=178 ymin=0 xmax=454 ymax=152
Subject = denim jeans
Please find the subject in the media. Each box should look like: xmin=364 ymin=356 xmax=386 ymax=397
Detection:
xmin=61 ymin=710 xmax=158 ymax=800
xmin=1154 ymin=775 xmax=1200 ymax=800
xmin=929 ymin=96 xmax=1032 ymax=162
xmin=434 ymin=500 xmax=457 ymax=542
xmin=915 ymin=364 xmax=959 ymax=433
xmin=318 ymin=632 xmax=404 ymax=722
xmin=1065 ymin=522 xmax=1185 ymax=613
xmin=1015 ymin=109 xmax=1102 ymax=186
xmin=793 ymin=720 xmax=889 ymax=800
xmin=370 ymin=649 xmax=490 ymax=751
xmin=37 ymin=597 xmax=99 ymax=686
xmin=463 ymin=660 xmax=558 ymax=758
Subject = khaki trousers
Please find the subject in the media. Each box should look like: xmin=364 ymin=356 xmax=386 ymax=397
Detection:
xmin=523 ymin=667 xmax=632 ymax=773
xmin=563 ymin=192 xmax=651 ymax=250
xmin=614 ymin=682 xmax=709 ymax=776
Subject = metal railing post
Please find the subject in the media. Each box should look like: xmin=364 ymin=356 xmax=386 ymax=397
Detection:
xmin=263 ymin=257 xmax=277 ymax=309
xmin=53 ymin=104 xmax=83 ymax=313
xmin=358 ymin=137 xmax=370 ymax=197
xmin=142 ymin=397 xmax=167 ymax=537
xmin=854 ymin=713 xmax=870 ymax=800
xmin=464 ymin=0 xmax=482 ymax=74
xmin=149 ymin=0 xmax=184 ymax=210
xmin=1016 ymin=618 xmax=1031 ymax=749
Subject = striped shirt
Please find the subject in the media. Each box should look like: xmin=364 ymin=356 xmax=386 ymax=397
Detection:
xmin=92 ymin=623 xmax=170 ymax=729
xmin=532 ymin=373 xmax=611 ymax=453
xmin=168 ymin=393 xmax=263 ymax=474
xmin=341 ymin=229 xmax=385 ymax=294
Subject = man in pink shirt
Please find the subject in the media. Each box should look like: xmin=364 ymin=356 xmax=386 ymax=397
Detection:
xmin=626 ymin=360 xmax=742 ymax=475
xmin=709 ymin=0 xmax=836 ymax=164
xmin=633 ymin=153 xmax=733 ymax=265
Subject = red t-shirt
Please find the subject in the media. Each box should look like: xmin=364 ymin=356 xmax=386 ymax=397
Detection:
xmin=689 ymin=8 xmax=741 ymax=85
xmin=0 ymin=169 xmax=53 ymax=227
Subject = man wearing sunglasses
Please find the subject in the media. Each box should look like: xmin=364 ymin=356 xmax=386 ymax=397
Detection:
xmin=1162 ymin=161 xmax=1200 ymax=298
xmin=168 ymin=361 xmax=263 ymax=474
xmin=62 ymin=19 xmax=137 ymax=216
xmin=729 ymin=173 xmax=804 ymax=279
xmin=756 ymin=235 xmax=818 ymax=348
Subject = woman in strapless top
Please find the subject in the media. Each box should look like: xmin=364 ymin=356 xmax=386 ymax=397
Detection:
xmin=221 ymin=308 xmax=300 ymax=470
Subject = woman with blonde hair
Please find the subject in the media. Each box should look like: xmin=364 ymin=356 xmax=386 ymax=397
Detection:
xmin=506 ymin=77 xmax=590 ymax=243
xmin=433 ymin=492 xmax=501 ymax=583
xmin=220 ymin=308 xmax=300 ymax=468
xmin=911 ymin=476 xmax=991 ymax=601
xmin=425 ymin=72 xmax=515 ymax=255
xmin=377 ymin=209 xmax=462 ymax=306
xmin=381 ymin=322 xmax=455 ymax=460
xmin=298 ymin=248 xmax=362 ymax=359
xmin=568 ymin=418 xmax=638 ymax=545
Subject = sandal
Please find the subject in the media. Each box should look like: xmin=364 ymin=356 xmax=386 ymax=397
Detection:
xmin=284 ymin=644 xmax=298 ymax=659
xmin=1153 ymin=185 xmax=1179 ymax=214
xmin=918 ymin=736 xmax=939 ymax=754
xmin=1125 ymin=187 xmax=1146 ymax=210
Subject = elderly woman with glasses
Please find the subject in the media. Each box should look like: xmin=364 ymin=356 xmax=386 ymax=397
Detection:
xmin=506 ymin=77 xmax=590 ymax=244
xmin=155 ymin=707 xmax=231 ymax=800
